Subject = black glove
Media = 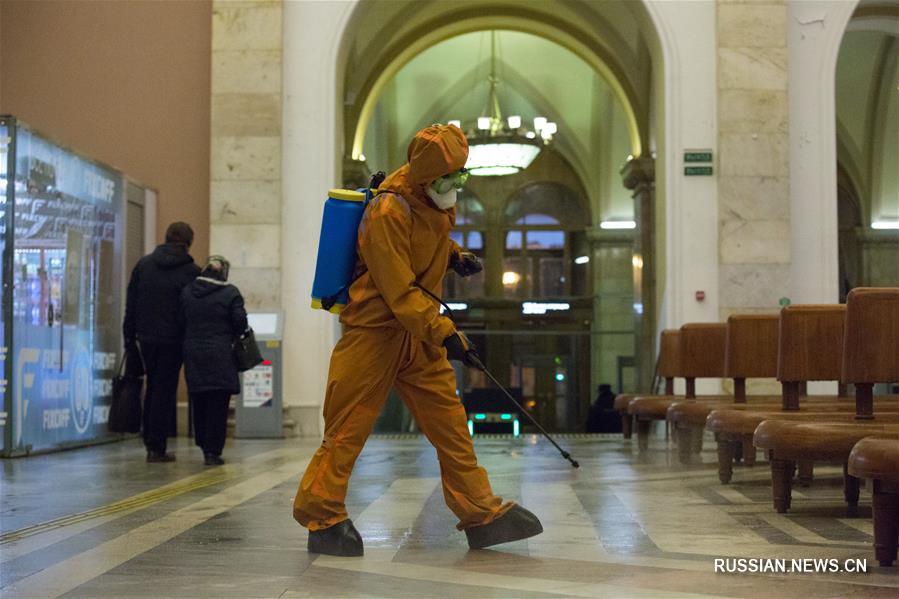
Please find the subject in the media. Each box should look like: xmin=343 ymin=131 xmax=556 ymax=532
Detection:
xmin=443 ymin=332 xmax=482 ymax=368
xmin=450 ymin=252 xmax=483 ymax=278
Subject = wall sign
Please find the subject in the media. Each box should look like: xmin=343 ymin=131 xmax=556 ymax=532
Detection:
xmin=684 ymin=149 xmax=714 ymax=176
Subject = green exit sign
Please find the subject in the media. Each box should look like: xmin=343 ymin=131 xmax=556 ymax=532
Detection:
xmin=685 ymin=166 xmax=713 ymax=176
xmin=684 ymin=150 xmax=713 ymax=163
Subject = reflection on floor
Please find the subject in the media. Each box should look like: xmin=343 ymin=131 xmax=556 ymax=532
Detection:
xmin=1 ymin=432 xmax=897 ymax=598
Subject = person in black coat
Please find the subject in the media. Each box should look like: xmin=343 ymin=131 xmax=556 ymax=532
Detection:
xmin=123 ymin=222 xmax=200 ymax=462
xmin=180 ymin=256 xmax=248 ymax=466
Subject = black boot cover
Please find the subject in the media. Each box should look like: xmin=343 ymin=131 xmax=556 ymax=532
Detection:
xmin=465 ymin=504 xmax=543 ymax=550
xmin=307 ymin=519 xmax=364 ymax=557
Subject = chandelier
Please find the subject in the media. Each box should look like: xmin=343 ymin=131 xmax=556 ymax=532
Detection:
xmin=449 ymin=31 xmax=557 ymax=177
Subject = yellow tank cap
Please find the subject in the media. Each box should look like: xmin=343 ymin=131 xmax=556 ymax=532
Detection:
xmin=328 ymin=188 xmax=366 ymax=202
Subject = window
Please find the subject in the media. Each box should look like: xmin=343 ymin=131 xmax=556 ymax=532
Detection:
xmin=503 ymin=183 xmax=588 ymax=298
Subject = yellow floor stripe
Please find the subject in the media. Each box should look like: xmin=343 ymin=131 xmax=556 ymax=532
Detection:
xmin=0 ymin=445 xmax=302 ymax=547
xmin=0 ymin=471 xmax=230 ymax=545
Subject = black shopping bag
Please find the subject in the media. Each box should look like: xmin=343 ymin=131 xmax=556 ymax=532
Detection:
xmin=234 ymin=328 xmax=263 ymax=372
xmin=108 ymin=349 xmax=144 ymax=434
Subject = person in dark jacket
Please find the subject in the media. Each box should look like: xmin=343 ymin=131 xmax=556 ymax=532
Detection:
xmin=123 ymin=222 xmax=201 ymax=462
xmin=585 ymin=384 xmax=622 ymax=433
xmin=180 ymin=256 xmax=248 ymax=466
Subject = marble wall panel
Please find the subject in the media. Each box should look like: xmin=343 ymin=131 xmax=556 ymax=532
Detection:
xmin=718 ymin=3 xmax=787 ymax=48
xmin=212 ymin=3 xmax=281 ymax=51
xmin=211 ymin=180 xmax=280 ymax=224
xmin=719 ymin=47 xmax=788 ymax=91
xmin=211 ymin=136 xmax=280 ymax=180
xmin=212 ymin=51 xmax=281 ymax=94
xmin=228 ymin=266 xmax=281 ymax=310
xmin=719 ymin=176 xmax=790 ymax=221
xmin=718 ymin=90 xmax=788 ymax=134
xmin=719 ymin=263 xmax=791 ymax=308
xmin=720 ymin=219 xmax=791 ymax=264
xmin=212 ymin=94 xmax=281 ymax=137
xmin=719 ymin=132 xmax=789 ymax=177
xmin=211 ymin=224 xmax=280 ymax=268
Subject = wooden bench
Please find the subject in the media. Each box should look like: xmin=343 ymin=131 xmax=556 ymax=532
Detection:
xmin=754 ymin=288 xmax=899 ymax=514
xmin=706 ymin=306 xmax=863 ymax=483
xmin=667 ymin=314 xmax=782 ymax=464
xmin=848 ymin=437 xmax=899 ymax=567
xmin=627 ymin=323 xmax=728 ymax=450
xmin=615 ymin=329 xmax=679 ymax=439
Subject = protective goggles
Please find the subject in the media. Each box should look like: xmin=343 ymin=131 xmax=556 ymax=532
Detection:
xmin=431 ymin=168 xmax=471 ymax=194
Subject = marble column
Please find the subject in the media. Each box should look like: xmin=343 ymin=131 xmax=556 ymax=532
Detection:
xmin=210 ymin=0 xmax=283 ymax=310
xmin=588 ymin=228 xmax=635 ymax=395
xmin=716 ymin=0 xmax=791 ymax=317
xmin=621 ymin=157 xmax=655 ymax=393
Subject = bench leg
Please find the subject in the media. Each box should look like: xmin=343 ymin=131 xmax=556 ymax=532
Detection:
xmin=677 ymin=426 xmax=693 ymax=464
xmin=797 ymin=461 xmax=814 ymax=487
xmin=636 ymin=419 xmax=651 ymax=451
xmin=691 ymin=427 xmax=704 ymax=454
xmin=717 ymin=438 xmax=734 ymax=483
xmin=843 ymin=463 xmax=860 ymax=511
xmin=771 ymin=458 xmax=795 ymax=513
xmin=742 ymin=438 xmax=756 ymax=467
xmin=733 ymin=440 xmax=743 ymax=464
xmin=872 ymin=480 xmax=899 ymax=568
xmin=621 ymin=413 xmax=633 ymax=439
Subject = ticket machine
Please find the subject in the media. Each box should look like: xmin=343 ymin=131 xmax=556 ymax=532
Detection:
xmin=234 ymin=311 xmax=284 ymax=438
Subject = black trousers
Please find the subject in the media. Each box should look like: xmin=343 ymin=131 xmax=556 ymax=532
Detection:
xmin=191 ymin=391 xmax=231 ymax=456
xmin=140 ymin=342 xmax=182 ymax=453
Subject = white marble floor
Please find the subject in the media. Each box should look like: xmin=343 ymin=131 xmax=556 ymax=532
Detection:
xmin=1 ymin=432 xmax=897 ymax=598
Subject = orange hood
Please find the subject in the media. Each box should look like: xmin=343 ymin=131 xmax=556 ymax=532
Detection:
xmin=378 ymin=124 xmax=468 ymax=206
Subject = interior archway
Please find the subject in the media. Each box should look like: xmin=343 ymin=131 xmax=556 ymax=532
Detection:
xmin=336 ymin=1 xmax=663 ymax=432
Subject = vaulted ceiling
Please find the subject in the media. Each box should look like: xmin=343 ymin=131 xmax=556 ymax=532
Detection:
xmin=361 ymin=30 xmax=636 ymax=222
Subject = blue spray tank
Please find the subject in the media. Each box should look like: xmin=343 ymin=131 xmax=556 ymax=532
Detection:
xmin=311 ymin=172 xmax=386 ymax=313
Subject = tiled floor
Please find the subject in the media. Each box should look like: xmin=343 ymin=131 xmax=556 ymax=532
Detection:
xmin=1 ymin=431 xmax=897 ymax=598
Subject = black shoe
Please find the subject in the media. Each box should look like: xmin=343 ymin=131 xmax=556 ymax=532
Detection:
xmin=307 ymin=519 xmax=364 ymax=557
xmin=465 ymin=504 xmax=543 ymax=550
xmin=204 ymin=453 xmax=225 ymax=466
xmin=146 ymin=451 xmax=176 ymax=463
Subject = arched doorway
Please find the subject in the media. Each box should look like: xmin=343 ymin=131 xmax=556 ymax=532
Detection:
xmin=336 ymin=6 xmax=662 ymax=430
xmin=835 ymin=6 xmax=899 ymax=293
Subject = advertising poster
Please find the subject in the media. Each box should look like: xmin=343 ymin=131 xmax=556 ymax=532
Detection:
xmin=1 ymin=122 xmax=9 ymax=453
xmin=7 ymin=122 xmax=123 ymax=453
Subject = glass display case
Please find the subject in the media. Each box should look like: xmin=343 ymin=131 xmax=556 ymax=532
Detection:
xmin=1 ymin=115 xmax=135 ymax=456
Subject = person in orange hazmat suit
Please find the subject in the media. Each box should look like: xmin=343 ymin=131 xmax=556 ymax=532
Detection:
xmin=293 ymin=124 xmax=543 ymax=557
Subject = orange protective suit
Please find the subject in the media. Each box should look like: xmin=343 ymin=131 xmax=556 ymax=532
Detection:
xmin=293 ymin=124 xmax=512 ymax=532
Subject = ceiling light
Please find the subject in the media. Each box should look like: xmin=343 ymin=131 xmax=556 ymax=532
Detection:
xmin=543 ymin=122 xmax=557 ymax=135
xmin=467 ymin=142 xmax=541 ymax=176
xmin=872 ymin=220 xmax=899 ymax=230
xmin=533 ymin=117 xmax=547 ymax=132
xmin=463 ymin=32 xmax=550 ymax=177
xmin=448 ymin=120 xmax=461 ymax=128
xmin=600 ymin=220 xmax=637 ymax=230
xmin=574 ymin=255 xmax=590 ymax=265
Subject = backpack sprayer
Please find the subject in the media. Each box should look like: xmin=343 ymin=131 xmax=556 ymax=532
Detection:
xmin=311 ymin=172 xmax=580 ymax=469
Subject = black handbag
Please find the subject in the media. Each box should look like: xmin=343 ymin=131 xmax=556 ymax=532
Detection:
xmin=108 ymin=349 xmax=144 ymax=434
xmin=234 ymin=328 xmax=263 ymax=372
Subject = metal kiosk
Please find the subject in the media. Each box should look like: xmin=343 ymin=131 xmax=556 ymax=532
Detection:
xmin=235 ymin=311 xmax=284 ymax=438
